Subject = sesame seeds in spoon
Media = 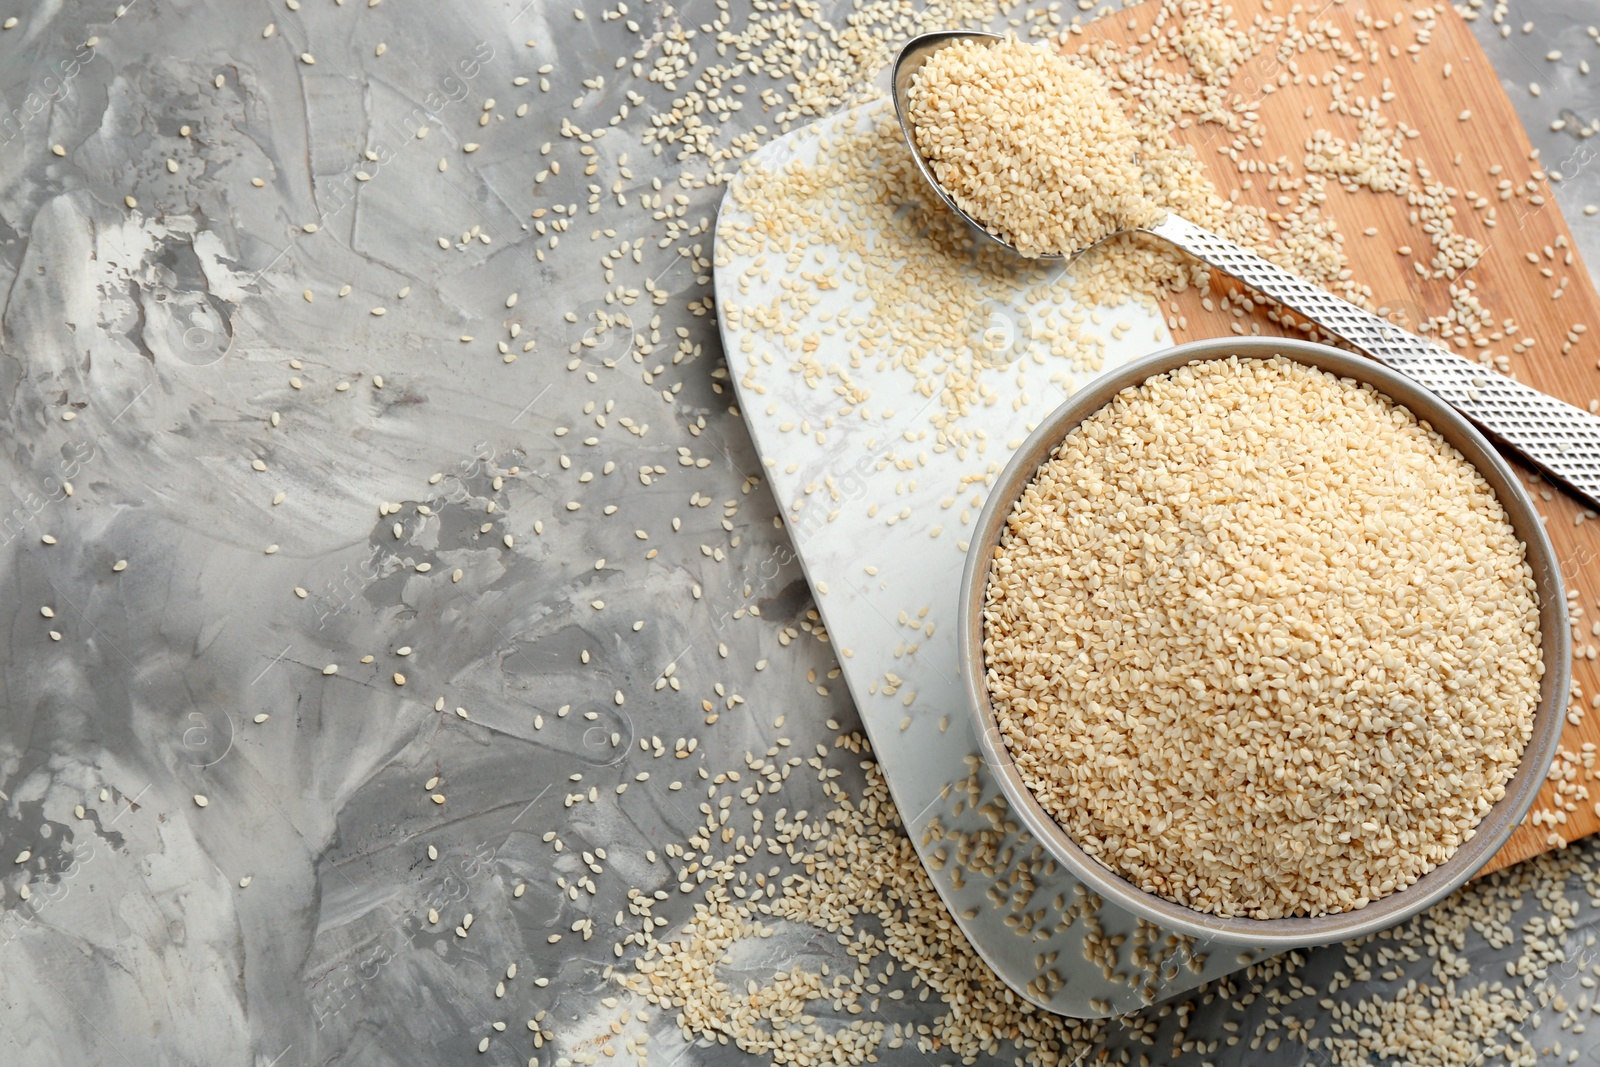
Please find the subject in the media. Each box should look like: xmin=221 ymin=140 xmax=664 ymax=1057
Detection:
xmin=895 ymin=32 xmax=1157 ymax=260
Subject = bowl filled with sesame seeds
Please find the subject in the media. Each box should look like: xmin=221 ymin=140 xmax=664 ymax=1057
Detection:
xmin=959 ymin=335 xmax=1569 ymax=946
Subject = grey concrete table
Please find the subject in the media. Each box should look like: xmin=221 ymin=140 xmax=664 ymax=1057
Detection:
xmin=0 ymin=1 xmax=1597 ymax=1065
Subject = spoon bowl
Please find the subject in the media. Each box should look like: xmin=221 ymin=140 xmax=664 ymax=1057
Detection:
xmin=890 ymin=29 xmax=1153 ymax=263
xmin=893 ymin=30 xmax=1080 ymax=262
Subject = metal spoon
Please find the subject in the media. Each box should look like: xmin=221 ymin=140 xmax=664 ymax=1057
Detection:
xmin=892 ymin=30 xmax=1600 ymax=512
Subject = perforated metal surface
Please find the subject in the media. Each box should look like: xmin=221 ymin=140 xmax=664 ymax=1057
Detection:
xmin=1150 ymin=214 xmax=1600 ymax=512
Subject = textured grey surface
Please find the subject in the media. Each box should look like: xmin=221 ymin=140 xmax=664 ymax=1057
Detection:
xmin=0 ymin=1 xmax=1597 ymax=1065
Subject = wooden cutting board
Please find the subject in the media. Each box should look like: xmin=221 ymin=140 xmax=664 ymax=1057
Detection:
xmin=1067 ymin=0 xmax=1600 ymax=874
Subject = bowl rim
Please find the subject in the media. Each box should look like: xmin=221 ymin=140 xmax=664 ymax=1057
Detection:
xmin=957 ymin=335 xmax=1570 ymax=947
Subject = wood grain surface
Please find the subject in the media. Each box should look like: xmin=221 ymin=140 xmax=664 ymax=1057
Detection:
xmin=1067 ymin=0 xmax=1600 ymax=874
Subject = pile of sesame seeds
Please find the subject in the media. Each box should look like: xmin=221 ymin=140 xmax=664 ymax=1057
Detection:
xmin=906 ymin=35 xmax=1159 ymax=258
xmin=983 ymin=356 xmax=1544 ymax=918
xmin=618 ymin=728 xmax=1107 ymax=1065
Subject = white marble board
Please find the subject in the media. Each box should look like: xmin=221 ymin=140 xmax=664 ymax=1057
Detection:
xmin=713 ymin=100 xmax=1273 ymax=1017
